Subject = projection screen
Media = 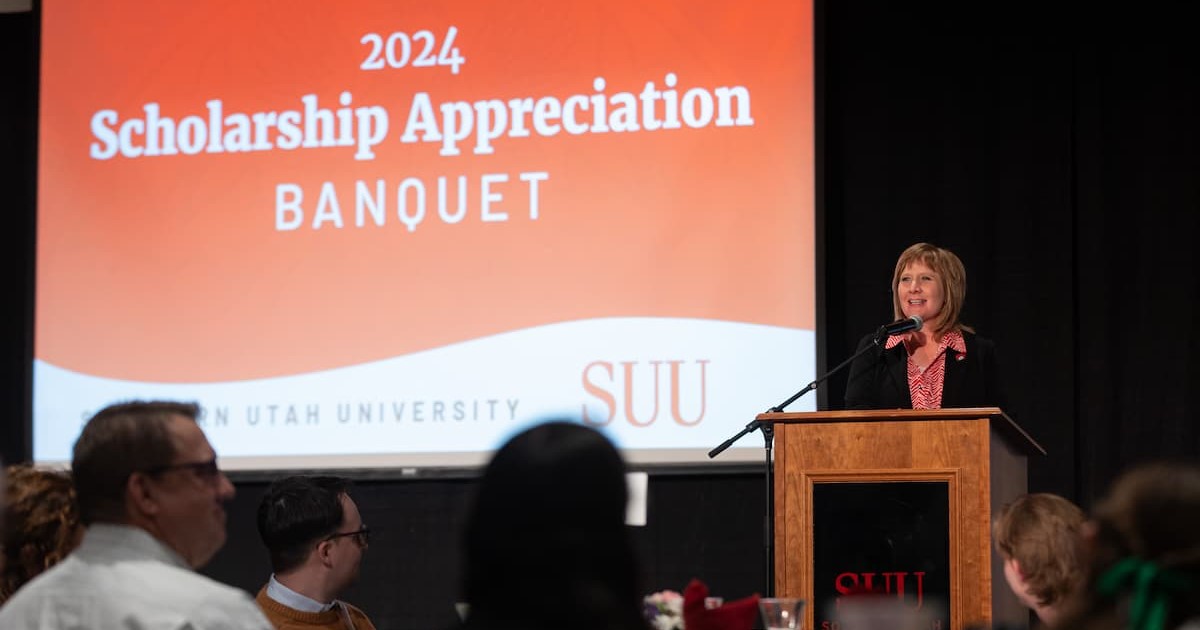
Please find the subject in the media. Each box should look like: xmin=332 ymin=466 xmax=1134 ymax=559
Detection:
xmin=34 ymin=0 xmax=815 ymax=470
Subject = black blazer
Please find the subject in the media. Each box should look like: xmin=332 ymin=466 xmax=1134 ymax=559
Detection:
xmin=844 ymin=330 xmax=1005 ymax=410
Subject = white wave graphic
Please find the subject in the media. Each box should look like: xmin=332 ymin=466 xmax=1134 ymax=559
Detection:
xmin=34 ymin=317 xmax=816 ymax=466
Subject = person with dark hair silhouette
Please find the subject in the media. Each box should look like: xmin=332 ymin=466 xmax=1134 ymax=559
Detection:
xmin=1056 ymin=463 xmax=1200 ymax=630
xmin=459 ymin=421 xmax=649 ymax=630
xmin=254 ymin=475 xmax=376 ymax=629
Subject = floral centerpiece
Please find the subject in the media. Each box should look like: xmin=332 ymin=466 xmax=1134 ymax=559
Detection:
xmin=643 ymin=589 xmax=684 ymax=630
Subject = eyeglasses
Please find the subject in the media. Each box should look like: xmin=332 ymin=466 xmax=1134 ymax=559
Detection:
xmin=324 ymin=525 xmax=370 ymax=547
xmin=143 ymin=458 xmax=221 ymax=480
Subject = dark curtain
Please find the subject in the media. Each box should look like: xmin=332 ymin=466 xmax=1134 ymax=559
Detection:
xmin=1070 ymin=7 xmax=1200 ymax=499
xmin=820 ymin=1 xmax=1077 ymax=496
xmin=0 ymin=10 xmax=35 ymax=466
xmin=819 ymin=1 xmax=1199 ymax=503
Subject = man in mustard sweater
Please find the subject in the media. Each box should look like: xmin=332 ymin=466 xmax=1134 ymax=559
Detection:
xmin=255 ymin=476 xmax=376 ymax=630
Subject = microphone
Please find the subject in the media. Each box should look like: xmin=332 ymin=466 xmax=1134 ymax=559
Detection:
xmin=710 ymin=313 xmax=928 ymax=459
xmin=878 ymin=315 xmax=923 ymax=336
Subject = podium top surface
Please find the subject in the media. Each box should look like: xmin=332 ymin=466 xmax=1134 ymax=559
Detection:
xmin=756 ymin=407 xmax=1046 ymax=456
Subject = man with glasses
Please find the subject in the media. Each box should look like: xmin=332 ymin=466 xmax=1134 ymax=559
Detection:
xmin=0 ymin=400 xmax=271 ymax=629
xmin=255 ymin=475 xmax=377 ymax=629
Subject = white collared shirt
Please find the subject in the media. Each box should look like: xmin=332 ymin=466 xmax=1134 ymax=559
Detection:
xmin=0 ymin=523 xmax=272 ymax=630
xmin=265 ymin=573 xmax=336 ymax=613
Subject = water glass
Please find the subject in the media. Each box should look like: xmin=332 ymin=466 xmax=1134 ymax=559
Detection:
xmin=758 ymin=597 xmax=806 ymax=630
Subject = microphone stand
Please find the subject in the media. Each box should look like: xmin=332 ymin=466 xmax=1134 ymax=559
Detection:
xmin=707 ymin=328 xmax=889 ymax=597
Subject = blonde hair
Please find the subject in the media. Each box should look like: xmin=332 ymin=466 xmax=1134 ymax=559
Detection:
xmin=993 ymin=493 xmax=1086 ymax=606
xmin=891 ymin=243 xmax=972 ymax=334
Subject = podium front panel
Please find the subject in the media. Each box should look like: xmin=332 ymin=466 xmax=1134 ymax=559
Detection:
xmin=772 ymin=413 xmax=1018 ymax=630
xmin=810 ymin=473 xmax=957 ymax=630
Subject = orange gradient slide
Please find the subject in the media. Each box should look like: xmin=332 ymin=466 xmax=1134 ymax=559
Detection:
xmin=35 ymin=0 xmax=814 ymax=466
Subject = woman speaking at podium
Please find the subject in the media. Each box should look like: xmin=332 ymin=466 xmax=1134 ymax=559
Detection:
xmin=844 ymin=242 xmax=1004 ymax=410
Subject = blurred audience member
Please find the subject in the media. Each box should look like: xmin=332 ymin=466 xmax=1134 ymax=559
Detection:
xmin=1057 ymin=463 xmax=1200 ymax=630
xmin=0 ymin=465 xmax=83 ymax=604
xmin=993 ymin=493 xmax=1086 ymax=625
xmin=255 ymin=475 xmax=376 ymax=629
xmin=459 ymin=421 xmax=648 ymax=630
xmin=0 ymin=401 xmax=271 ymax=629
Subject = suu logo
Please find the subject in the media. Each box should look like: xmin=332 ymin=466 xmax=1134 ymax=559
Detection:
xmin=834 ymin=572 xmax=926 ymax=609
xmin=580 ymin=359 xmax=710 ymax=426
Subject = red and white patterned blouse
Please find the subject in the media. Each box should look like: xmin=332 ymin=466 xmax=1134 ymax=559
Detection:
xmin=884 ymin=330 xmax=967 ymax=409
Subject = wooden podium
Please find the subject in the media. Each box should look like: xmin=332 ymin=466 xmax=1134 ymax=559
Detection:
xmin=766 ymin=408 xmax=1044 ymax=630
